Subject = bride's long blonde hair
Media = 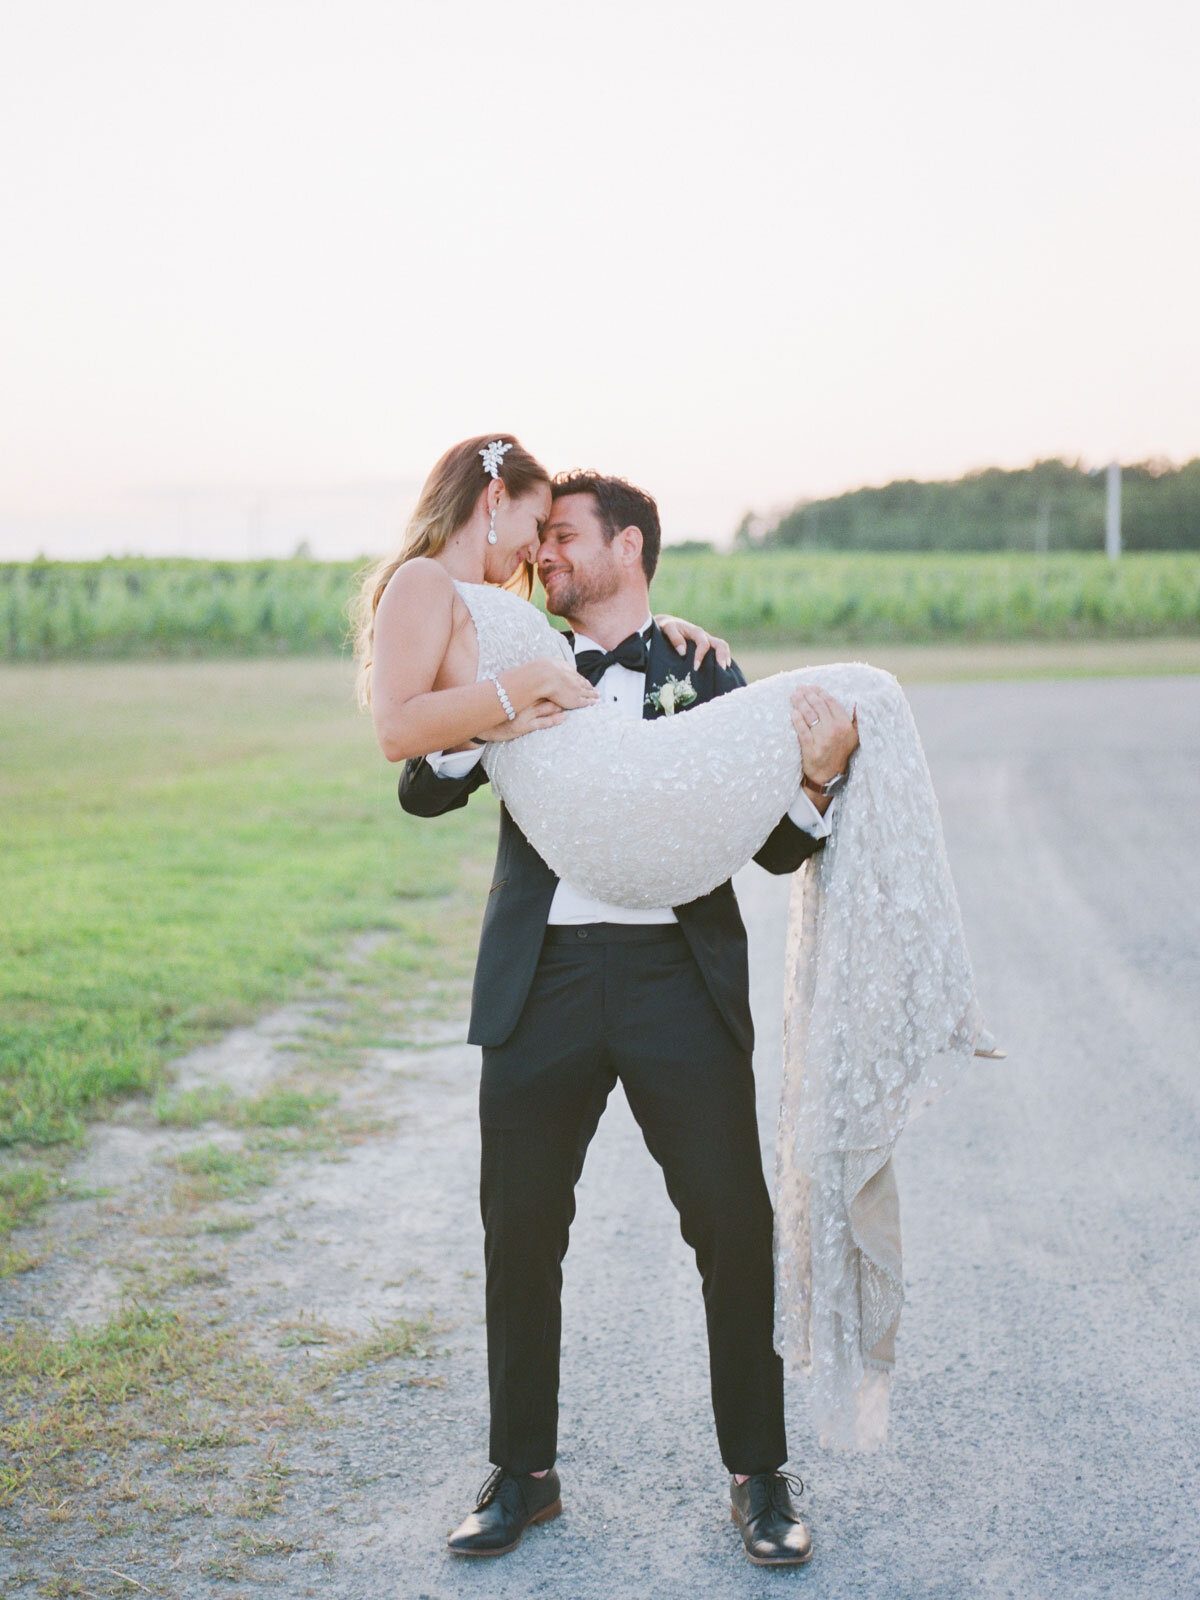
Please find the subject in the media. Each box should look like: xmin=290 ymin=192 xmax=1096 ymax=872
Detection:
xmin=351 ymin=433 xmax=550 ymax=708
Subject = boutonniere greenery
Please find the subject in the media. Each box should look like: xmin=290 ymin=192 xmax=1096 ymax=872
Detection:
xmin=644 ymin=672 xmax=698 ymax=716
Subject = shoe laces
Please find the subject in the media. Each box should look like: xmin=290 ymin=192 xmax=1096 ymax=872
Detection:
xmin=473 ymin=1465 xmax=538 ymax=1514
xmin=761 ymin=1469 xmax=806 ymax=1521
xmin=474 ymin=1466 xmax=507 ymax=1511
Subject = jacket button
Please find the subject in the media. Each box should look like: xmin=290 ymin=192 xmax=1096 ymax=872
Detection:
xmin=576 ymin=927 xmax=589 ymax=939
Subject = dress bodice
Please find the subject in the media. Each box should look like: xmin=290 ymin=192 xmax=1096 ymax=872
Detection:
xmin=452 ymin=579 xmax=572 ymax=680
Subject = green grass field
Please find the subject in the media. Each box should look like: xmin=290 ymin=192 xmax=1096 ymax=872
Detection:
xmin=0 ymin=658 xmax=498 ymax=1156
xmin=4 ymin=551 xmax=1199 ymax=660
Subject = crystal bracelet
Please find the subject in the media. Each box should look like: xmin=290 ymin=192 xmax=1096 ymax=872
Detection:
xmin=487 ymin=674 xmax=516 ymax=722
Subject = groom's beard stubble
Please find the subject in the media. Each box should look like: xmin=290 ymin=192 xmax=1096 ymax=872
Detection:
xmin=541 ymin=561 xmax=623 ymax=624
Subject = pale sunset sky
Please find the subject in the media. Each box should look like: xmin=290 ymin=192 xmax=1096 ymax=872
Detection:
xmin=2 ymin=0 xmax=1197 ymax=559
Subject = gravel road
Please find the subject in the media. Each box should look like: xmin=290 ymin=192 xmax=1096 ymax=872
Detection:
xmin=5 ymin=673 xmax=1198 ymax=1599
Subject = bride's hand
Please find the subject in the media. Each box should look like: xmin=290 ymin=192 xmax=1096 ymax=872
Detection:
xmin=653 ymin=614 xmax=733 ymax=669
xmin=507 ymin=658 xmax=599 ymax=712
xmin=476 ymin=699 xmax=567 ymax=742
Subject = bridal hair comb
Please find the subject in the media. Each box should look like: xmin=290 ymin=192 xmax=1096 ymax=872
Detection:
xmin=479 ymin=440 xmax=514 ymax=479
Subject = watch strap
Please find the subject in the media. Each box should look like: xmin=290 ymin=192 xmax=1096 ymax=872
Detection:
xmin=802 ymin=767 xmax=847 ymax=799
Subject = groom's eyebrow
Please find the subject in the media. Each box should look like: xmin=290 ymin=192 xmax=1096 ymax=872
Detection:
xmin=540 ymin=516 xmax=577 ymax=539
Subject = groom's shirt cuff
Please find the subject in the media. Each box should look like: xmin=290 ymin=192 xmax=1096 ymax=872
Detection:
xmin=425 ymin=746 xmax=486 ymax=779
xmin=786 ymin=789 xmax=833 ymax=838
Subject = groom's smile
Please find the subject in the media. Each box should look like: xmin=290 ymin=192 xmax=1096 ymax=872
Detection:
xmin=538 ymin=558 xmax=576 ymax=616
xmin=539 ymin=560 xmax=571 ymax=599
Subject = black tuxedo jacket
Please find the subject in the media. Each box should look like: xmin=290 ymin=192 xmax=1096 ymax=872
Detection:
xmin=397 ymin=622 xmax=825 ymax=1052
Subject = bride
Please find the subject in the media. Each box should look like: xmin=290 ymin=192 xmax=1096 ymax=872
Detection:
xmin=356 ymin=433 xmax=998 ymax=1456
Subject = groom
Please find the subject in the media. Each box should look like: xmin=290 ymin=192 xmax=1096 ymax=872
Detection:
xmin=397 ymin=471 xmax=859 ymax=1566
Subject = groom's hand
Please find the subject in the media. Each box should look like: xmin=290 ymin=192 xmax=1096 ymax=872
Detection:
xmin=791 ymin=685 xmax=859 ymax=791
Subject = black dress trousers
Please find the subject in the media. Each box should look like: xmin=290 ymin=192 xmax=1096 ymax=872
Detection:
xmin=478 ymin=921 xmax=788 ymax=1477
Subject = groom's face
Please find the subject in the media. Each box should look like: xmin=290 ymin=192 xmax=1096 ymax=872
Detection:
xmin=536 ymin=493 xmax=625 ymax=618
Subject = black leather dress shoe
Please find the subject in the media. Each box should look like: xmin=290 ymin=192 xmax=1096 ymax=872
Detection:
xmin=446 ymin=1466 xmax=562 ymax=1556
xmin=730 ymin=1470 xmax=813 ymax=1565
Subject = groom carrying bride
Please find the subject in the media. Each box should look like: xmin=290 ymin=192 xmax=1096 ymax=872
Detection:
xmin=398 ymin=471 xmax=859 ymax=1566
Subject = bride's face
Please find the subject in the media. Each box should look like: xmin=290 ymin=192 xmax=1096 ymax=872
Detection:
xmin=483 ymin=481 xmax=552 ymax=584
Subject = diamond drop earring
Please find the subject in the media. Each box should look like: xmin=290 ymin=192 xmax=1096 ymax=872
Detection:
xmin=487 ymin=503 xmax=498 ymax=545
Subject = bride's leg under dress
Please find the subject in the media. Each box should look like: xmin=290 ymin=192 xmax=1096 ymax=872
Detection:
xmin=485 ymin=661 xmax=894 ymax=910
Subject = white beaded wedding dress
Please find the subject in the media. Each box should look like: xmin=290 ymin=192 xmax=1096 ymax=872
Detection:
xmin=454 ymin=578 xmax=993 ymax=1452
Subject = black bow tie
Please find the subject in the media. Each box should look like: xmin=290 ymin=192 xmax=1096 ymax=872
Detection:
xmin=574 ymin=630 xmax=650 ymax=685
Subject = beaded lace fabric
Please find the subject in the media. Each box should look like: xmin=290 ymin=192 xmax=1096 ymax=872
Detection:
xmin=454 ymin=579 xmax=989 ymax=1451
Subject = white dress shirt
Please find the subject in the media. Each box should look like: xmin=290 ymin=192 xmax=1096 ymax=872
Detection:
xmin=424 ymin=617 xmax=833 ymax=924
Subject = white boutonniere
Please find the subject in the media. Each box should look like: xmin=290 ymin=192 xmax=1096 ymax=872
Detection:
xmin=644 ymin=672 xmax=698 ymax=716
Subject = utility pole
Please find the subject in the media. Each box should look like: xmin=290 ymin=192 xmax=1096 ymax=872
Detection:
xmin=1105 ymin=461 xmax=1122 ymax=560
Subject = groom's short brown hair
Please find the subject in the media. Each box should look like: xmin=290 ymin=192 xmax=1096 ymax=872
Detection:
xmin=550 ymin=471 xmax=662 ymax=583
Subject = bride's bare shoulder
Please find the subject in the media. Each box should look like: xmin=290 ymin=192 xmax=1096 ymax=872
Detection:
xmin=373 ymin=562 xmax=470 ymax=668
xmin=380 ymin=556 xmax=454 ymax=599
xmin=377 ymin=558 xmax=458 ymax=621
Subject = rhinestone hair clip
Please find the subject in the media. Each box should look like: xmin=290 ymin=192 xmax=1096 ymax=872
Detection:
xmin=479 ymin=439 xmax=513 ymax=478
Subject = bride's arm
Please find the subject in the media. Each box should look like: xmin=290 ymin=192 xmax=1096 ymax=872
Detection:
xmin=371 ymin=562 xmax=597 ymax=762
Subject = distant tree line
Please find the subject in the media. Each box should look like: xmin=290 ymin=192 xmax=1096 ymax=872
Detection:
xmin=738 ymin=458 xmax=1200 ymax=552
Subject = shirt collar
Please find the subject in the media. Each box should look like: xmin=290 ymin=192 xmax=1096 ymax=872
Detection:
xmin=571 ymin=615 xmax=654 ymax=656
